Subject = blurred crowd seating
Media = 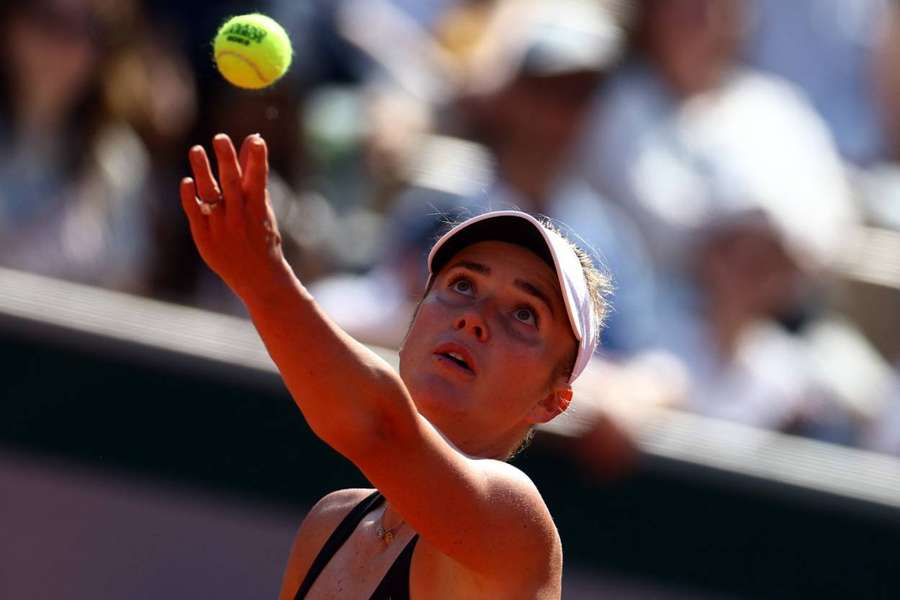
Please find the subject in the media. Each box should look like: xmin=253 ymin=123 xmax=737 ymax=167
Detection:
xmin=2 ymin=0 xmax=899 ymax=460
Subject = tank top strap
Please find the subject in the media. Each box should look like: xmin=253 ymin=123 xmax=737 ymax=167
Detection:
xmin=294 ymin=490 xmax=384 ymax=600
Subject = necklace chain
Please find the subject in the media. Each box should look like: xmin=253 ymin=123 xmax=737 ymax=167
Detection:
xmin=376 ymin=511 xmax=404 ymax=544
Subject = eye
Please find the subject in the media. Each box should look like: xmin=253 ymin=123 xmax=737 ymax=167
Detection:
xmin=450 ymin=277 xmax=474 ymax=296
xmin=513 ymin=306 xmax=538 ymax=327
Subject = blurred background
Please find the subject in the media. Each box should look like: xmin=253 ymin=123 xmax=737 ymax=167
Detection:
xmin=1 ymin=0 xmax=900 ymax=597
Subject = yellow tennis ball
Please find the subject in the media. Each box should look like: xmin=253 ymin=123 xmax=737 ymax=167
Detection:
xmin=214 ymin=14 xmax=292 ymax=90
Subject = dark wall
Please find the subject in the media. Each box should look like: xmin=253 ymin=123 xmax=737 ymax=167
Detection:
xmin=2 ymin=328 xmax=899 ymax=599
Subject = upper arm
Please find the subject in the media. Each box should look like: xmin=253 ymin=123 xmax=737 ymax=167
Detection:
xmin=351 ymin=415 xmax=560 ymax=579
xmin=245 ymin=284 xmax=558 ymax=582
xmin=278 ymin=488 xmax=372 ymax=600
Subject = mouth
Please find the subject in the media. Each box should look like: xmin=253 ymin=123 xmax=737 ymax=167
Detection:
xmin=432 ymin=343 xmax=477 ymax=376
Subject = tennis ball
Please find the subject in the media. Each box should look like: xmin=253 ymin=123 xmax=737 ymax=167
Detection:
xmin=214 ymin=14 xmax=292 ymax=90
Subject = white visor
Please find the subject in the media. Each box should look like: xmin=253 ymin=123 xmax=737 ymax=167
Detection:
xmin=426 ymin=210 xmax=600 ymax=383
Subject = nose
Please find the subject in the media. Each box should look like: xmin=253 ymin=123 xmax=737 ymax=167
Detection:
xmin=454 ymin=309 xmax=490 ymax=343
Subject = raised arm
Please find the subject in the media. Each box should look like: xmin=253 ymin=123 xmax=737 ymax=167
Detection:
xmin=181 ymin=134 xmax=412 ymax=452
xmin=180 ymin=134 xmax=560 ymax=581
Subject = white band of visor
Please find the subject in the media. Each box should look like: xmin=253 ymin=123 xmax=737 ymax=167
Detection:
xmin=426 ymin=210 xmax=600 ymax=383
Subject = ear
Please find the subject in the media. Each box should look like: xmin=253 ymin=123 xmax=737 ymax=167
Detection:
xmin=525 ymin=385 xmax=573 ymax=425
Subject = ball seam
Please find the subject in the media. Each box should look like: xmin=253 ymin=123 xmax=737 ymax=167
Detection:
xmin=215 ymin=50 xmax=270 ymax=85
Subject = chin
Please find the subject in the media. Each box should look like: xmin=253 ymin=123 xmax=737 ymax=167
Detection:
xmin=404 ymin=370 xmax=473 ymax=424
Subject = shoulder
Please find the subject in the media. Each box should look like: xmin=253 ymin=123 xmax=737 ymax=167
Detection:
xmin=478 ymin=460 xmax=562 ymax=563
xmin=292 ymin=487 xmax=376 ymax=554
xmin=444 ymin=459 xmax=562 ymax=590
xmin=407 ymin=460 xmax=562 ymax=596
xmin=304 ymin=487 xmax=376 ymax=525
xmin=278 ymin=488 xmax=375 ymax=600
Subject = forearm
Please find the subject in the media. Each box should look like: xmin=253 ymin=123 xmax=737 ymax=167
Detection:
xmin=241 ymin=262 xmax=416 ymax=456
xmin=181 ymin=134 xmax=413 ymax=459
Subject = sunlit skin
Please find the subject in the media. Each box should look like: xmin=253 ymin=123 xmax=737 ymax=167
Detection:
xmin=181 ymin=134 xmax=579 ymax=598
xmin=400 ymin=241 xmax=577 ymax=459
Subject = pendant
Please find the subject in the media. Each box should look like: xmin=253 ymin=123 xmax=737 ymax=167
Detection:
xmin=376 ymin=526 xmax=395 ymax=544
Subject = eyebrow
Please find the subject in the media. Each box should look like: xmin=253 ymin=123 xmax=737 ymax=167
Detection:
xmin=446 ymin=260 xmax=557 ymax=318
xmin=448 ymin=260 xmax=491 ymax=275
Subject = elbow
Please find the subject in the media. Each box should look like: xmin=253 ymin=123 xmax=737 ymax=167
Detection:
xmin=310 ymin=369 xmax=415 ymax=461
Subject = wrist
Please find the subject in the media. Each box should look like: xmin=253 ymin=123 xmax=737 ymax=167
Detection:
xmin=237 ymin=258 xmax=307 ymax=311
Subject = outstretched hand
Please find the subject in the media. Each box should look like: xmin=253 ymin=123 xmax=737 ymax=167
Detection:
xmin=180 ymin=133 xmax=290 ymax=302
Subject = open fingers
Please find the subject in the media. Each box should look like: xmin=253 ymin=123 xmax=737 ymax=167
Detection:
xmin=212 ymin=134 xmax=244 ymax=216
xmin=238 ymin=133 xmax=256 ymax=176
xmin=244 ymin=135 xmax=269 ymax=219
xmin=188 ymin=146 xmax=222 ymax=206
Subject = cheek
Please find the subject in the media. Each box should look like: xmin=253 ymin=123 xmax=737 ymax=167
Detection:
xmin=490 ymin=336 xmax=555 ymax=389
xmin=399 ymin=299 xmax=440 ymax=364
xmin=408 ymin=295 xmax=451 ymax=336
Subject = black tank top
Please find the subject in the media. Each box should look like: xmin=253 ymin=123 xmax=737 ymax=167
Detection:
xmin=294 ymin=491 xmax=420 ymax=600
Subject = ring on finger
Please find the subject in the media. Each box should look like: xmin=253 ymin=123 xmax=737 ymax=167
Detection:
xmin=199 ymin=193 xmax=223 ymax=215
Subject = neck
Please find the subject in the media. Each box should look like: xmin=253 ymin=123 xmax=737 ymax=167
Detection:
xmin=379 ymin=499 xmax=405 ymax=533
xmin=444 ymin=427 xmax=523 ymax=461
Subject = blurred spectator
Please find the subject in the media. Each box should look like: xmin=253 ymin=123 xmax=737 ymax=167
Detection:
xmin=0 ymin=0 xmax=168 ymax=293
xmin=452 ymin=0 xmax=659 ymax=355
xmin=665 ymin=219 xmax=853 ymax=439
xmin=853 ymin=2 xmax=900 ymax=233
xmin=100 ymin=16 xmax=200 ymax=303
xmin=574 ymin=0 xmax=862 ymax=439
xmin=578 ymin=0 xmax=854 ymax=280
xmin=311 ymin=0 xmax=656 ymax=355
xmin=877 ymin=1 xmax=900 ymax=161
xmin=743 ymin=0 xmax=895 ymax=166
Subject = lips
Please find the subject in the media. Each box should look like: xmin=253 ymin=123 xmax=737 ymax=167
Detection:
xmin=432 ymin=342 xmax=478 ymax=376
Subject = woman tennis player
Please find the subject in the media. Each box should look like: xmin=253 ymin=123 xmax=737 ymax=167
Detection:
xmin=180 ymin=133 xmax=609 ymax=599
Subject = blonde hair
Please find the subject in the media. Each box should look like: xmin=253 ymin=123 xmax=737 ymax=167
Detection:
xmin=539 ymin=218 xmax=613 ymax=378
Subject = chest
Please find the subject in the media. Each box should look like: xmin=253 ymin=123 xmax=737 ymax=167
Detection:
xmin=305 ymin=520 xmax=415 ymax=600
xmin=304 ymin=529 xmax=492 ymax=600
